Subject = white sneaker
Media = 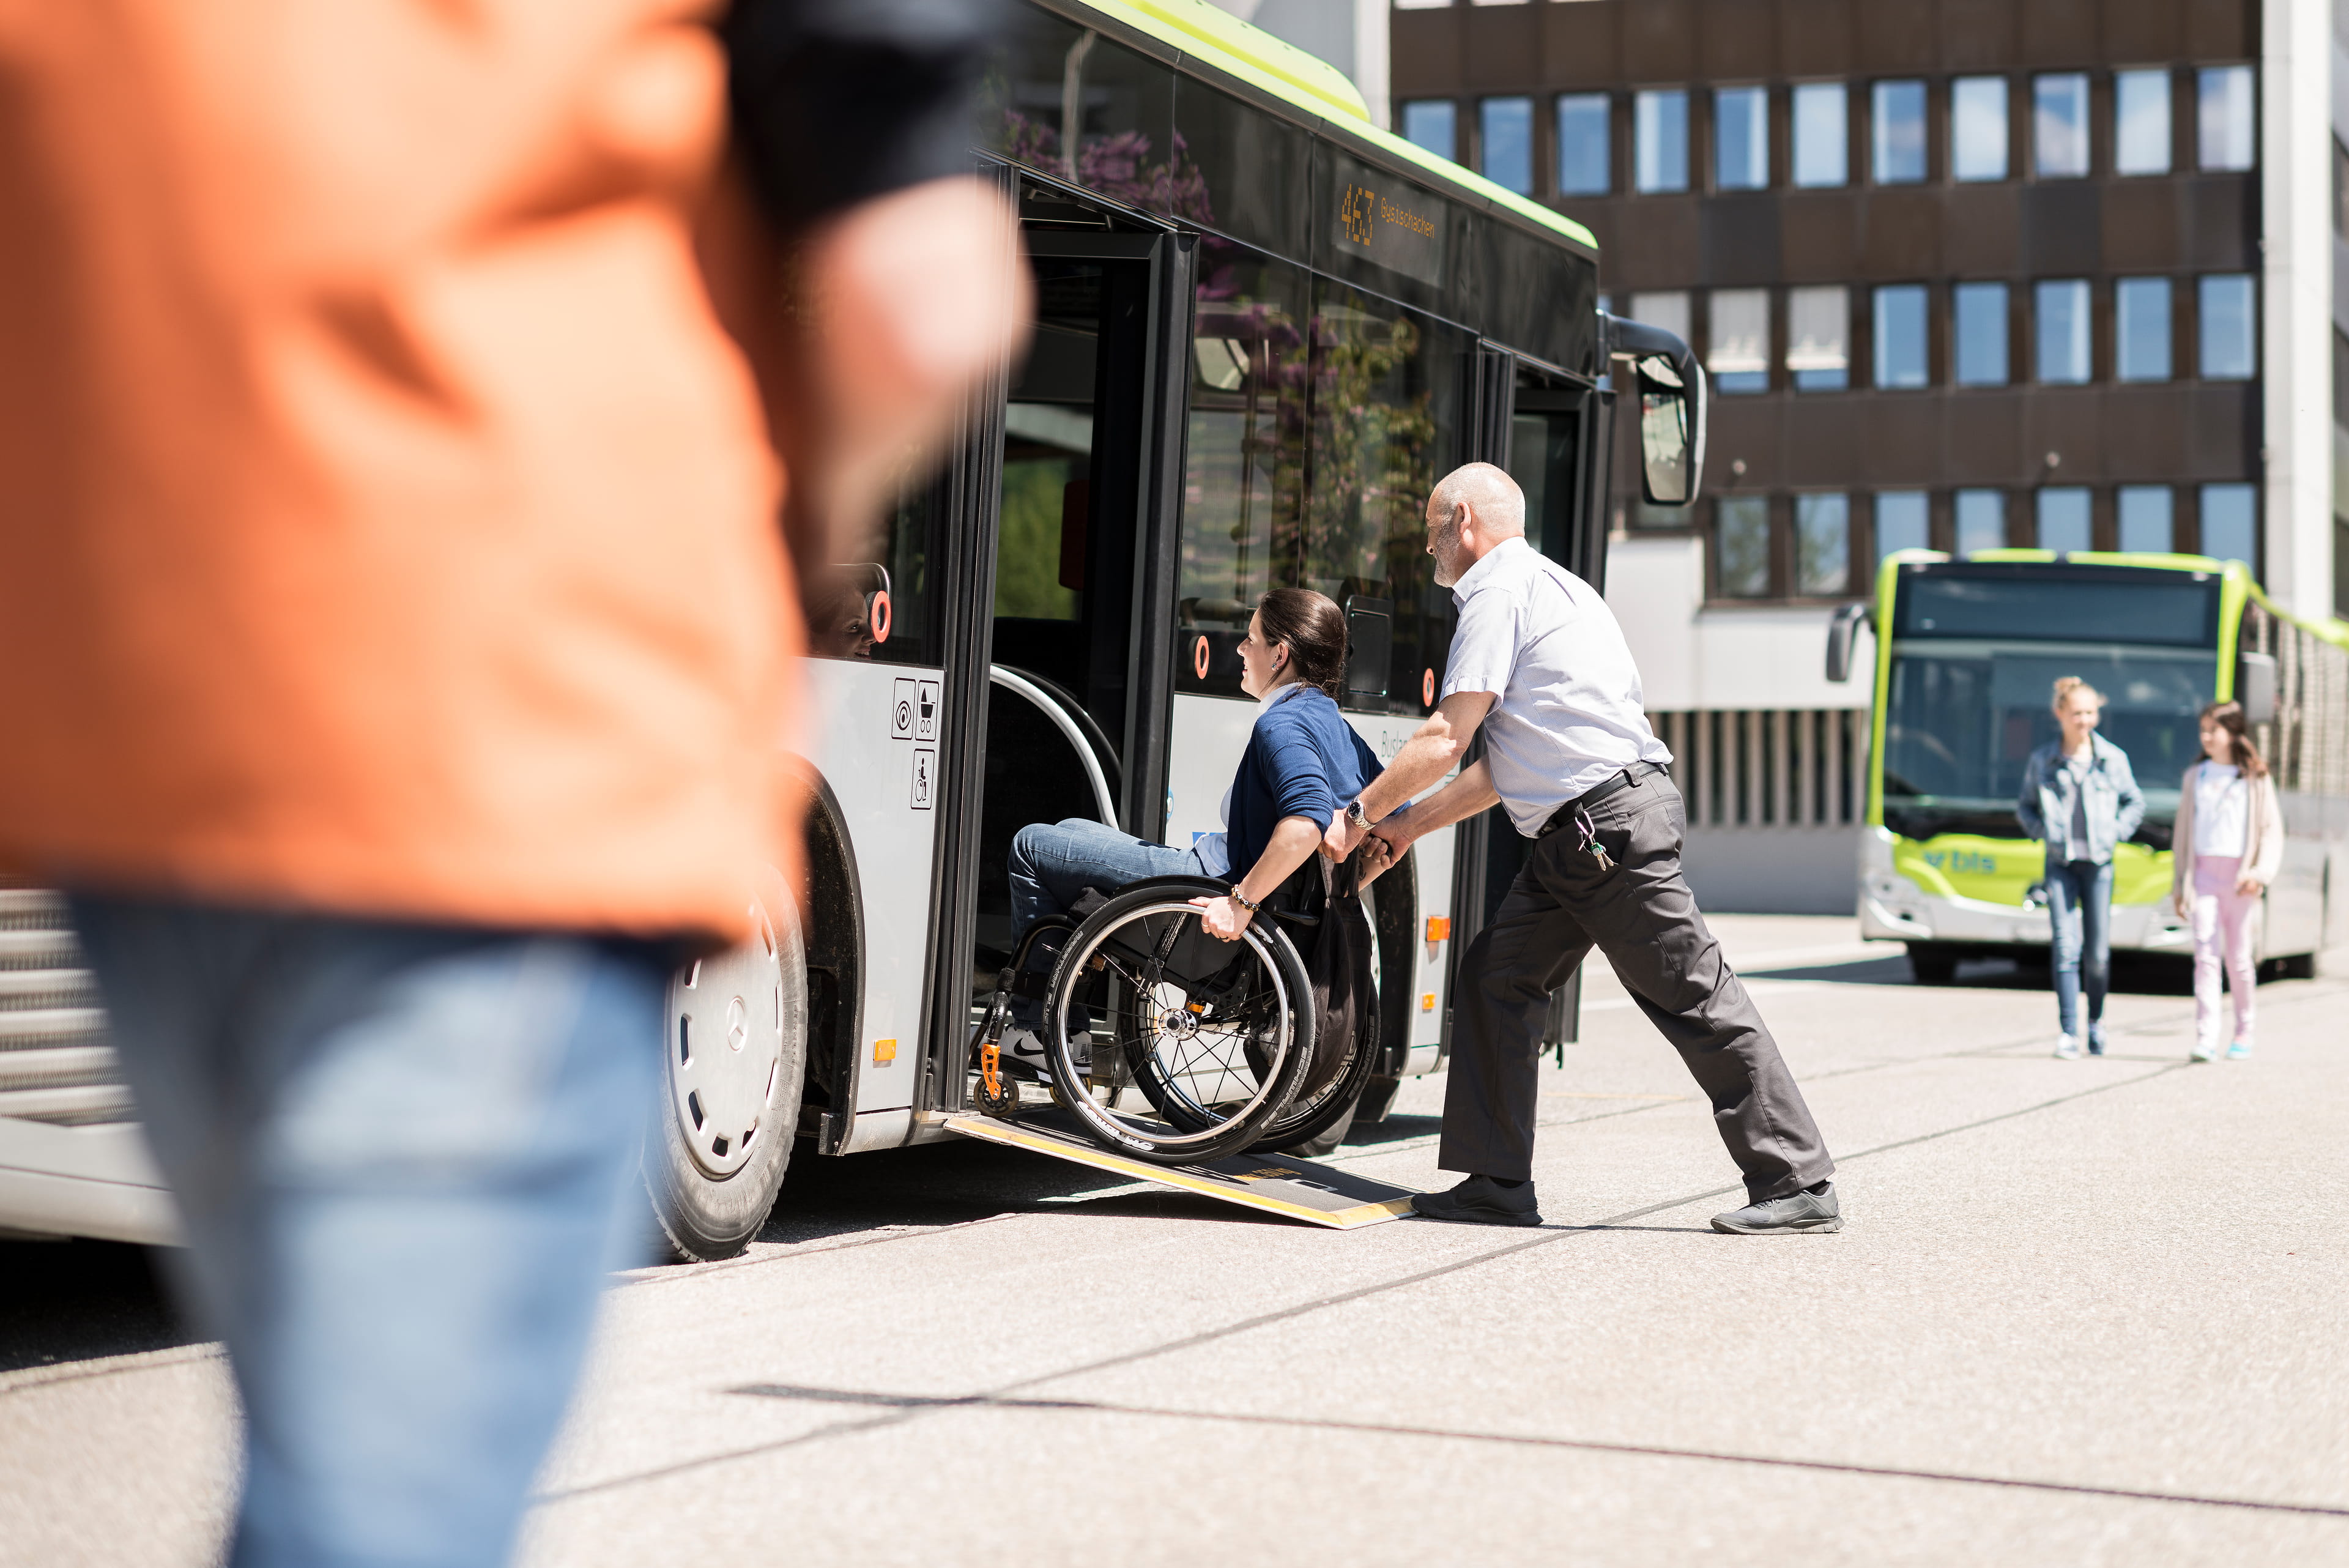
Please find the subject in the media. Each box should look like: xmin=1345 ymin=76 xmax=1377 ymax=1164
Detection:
xmin=2053 ymin=1033 xmax=2082 ymax=1060
xmin=2189 ymin=1040 xmax=2218 ymax=1063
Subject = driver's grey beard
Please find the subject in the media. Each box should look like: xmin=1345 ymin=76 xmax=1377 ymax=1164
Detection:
xmin=1430 ymin=518 xmax=1463 ymax=587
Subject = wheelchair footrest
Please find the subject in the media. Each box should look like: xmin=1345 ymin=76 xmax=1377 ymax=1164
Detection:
xmin=942 ymin=1110 xmax=1419 ymax=1229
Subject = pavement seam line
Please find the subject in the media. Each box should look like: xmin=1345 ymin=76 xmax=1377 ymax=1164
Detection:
xmin=542 ymin=1060 xmax=2199 ymax=1504
xmin=719 ymin=1383 xmax=2349 ymax=1522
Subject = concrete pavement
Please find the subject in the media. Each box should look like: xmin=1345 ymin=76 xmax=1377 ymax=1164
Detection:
xmin=4 ymin=915 xmax=2345 ymax=1566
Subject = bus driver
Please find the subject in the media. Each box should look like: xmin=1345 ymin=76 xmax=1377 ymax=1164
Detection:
xmin=998 ymin=587 xmax=1387 ymax=1071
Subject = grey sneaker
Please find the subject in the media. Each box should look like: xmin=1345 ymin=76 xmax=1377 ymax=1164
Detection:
xmin=2087 ymin=1020 xmax=2107 ymax=1055
xmin=1712 ymin=1181 xmax=1842 ymax=1235
xmin=1411 ymin=1175 xmax=1542 ymax=1227
xmin=2054 ymin=1033 xmax=2082 ymax=1060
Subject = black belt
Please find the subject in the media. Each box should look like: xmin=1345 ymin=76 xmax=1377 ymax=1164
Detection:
xmin=1538 ymin=762 xmax=1669 ymax=839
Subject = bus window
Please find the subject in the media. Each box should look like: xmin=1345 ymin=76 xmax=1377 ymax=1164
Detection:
xmin=1509 ymin=381 xmax=1583 ymax=566
xmin=808 ymin=459 xmax=946 ymax=666
xmin=1175 ymin=245 xmax=1466 ymax=712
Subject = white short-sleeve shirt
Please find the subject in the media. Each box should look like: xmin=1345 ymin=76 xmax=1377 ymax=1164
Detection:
xmin=1441 ymin=537 xmax=1672 ymax=836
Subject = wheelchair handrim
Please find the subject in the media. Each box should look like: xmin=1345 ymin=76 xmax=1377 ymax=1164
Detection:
xmin=1053 ymin=899 xmax=1293 ymax=1154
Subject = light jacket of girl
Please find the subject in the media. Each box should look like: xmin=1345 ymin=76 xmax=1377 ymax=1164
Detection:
xmin=2169 ymin=764 xmax=2285 ymax=918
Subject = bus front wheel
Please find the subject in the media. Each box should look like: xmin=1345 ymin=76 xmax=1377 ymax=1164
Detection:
xmin=1906 ymin=942 xmax=1959 ymax=986
xmin=645 ymin=866 xmax=807 ymax=1261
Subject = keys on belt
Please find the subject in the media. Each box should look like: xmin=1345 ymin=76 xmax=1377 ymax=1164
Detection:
xmin=1537 ymin=761 xmax=1671 ymax=872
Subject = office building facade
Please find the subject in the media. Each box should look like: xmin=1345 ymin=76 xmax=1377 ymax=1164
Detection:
xmin=1389 ymin=0 xmax=2342 ymax=909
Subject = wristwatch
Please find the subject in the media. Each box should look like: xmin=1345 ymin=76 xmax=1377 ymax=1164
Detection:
xmin=1345 ymin=798 xmax=1375 ymax=831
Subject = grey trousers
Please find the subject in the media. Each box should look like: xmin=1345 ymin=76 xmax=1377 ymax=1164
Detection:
xmin=1441 ymin=773 xmax=1835 ymax=1200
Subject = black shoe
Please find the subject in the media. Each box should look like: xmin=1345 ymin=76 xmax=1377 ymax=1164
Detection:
xmin=1711 ymin=1181 xmax=1841 ymax=1235
xmin=1000 ymin=1028 xmax=1088 ymax=1079
xmin=1411 ymin=1175 xmax=1542 ymax=1227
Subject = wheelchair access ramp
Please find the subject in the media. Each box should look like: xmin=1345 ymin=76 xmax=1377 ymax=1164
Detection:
xmin=943 ymin=1112 xmax=1419 ymax=1229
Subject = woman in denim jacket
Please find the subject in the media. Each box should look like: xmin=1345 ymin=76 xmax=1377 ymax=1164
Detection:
xmin=2016 ymin=677 xmax=2146 ymax=1058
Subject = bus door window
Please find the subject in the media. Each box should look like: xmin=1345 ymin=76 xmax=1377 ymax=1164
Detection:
xmin=808 ymin=459 xmax=946 ymax=666
xmin=974 ymin=238 xmax=1154 ymax=960
xmin=1508 ymin=376 xmax=1584 ymax=569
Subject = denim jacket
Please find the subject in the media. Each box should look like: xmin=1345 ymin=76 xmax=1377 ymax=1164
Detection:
xmin=2016 ymin=735 xmax=2145 ymax=867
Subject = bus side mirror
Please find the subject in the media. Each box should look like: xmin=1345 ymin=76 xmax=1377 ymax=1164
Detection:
xmin=1825 ymin=601 xmax=1873 ymax=683
xmin=2237 ymin=650 xmax=2277 ymax=724
xmin=1605 ymin=314 xmax=1707 ymax=507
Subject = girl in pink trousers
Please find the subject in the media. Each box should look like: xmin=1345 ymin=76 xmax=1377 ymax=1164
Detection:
xmin=2170 ymin=700 xmax=2285 ymax=1061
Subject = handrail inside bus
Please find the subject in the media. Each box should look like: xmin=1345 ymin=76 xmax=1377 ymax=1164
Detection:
xmin=990 ymin=665 xmax=1119 ymax=829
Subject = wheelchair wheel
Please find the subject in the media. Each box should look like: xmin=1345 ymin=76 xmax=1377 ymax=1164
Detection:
xmin=1043 ymin=886 xmax=1315 ymax=1163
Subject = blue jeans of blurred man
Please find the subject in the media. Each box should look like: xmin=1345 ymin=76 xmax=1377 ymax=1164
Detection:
xmin=70 ymin=897 xmax=667 ymax=1568
xmin=2045 ymin=860 xmax=2113 ymax=1042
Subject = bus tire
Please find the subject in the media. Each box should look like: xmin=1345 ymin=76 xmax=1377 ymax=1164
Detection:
xmin=1274 ymin=1096 xmax=1356 ymax=1159
xmin=1906 ymin=942 xmax=1959 ymax=986
xmin=645 ymin=866 xmax=807 ymax=1263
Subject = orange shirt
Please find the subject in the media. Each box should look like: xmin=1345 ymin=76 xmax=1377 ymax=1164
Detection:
xmin=0 ymin=0 xmax=795 ymax=943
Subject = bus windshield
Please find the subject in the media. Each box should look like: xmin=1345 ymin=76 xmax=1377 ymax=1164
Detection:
xmin=1881 ymin=640 xmax=2213 ymax=842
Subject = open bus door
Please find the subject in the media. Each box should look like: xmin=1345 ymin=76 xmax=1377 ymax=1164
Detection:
xmin=917 ymin=169 xmax=1195 ymax=1123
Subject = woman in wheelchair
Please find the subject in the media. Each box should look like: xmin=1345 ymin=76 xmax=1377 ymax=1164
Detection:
xmin=1000 ymin=587 xmax=1387 ymax=1074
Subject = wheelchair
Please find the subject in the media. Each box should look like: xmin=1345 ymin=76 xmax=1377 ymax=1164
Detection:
xmin=970 ymin=864 xmax=1379 ymax=1164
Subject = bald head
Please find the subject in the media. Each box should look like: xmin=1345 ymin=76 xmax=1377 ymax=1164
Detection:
xmin=1423 ymin=462 xmax=1524 ymax=585
xmin=1429 ymin=463 xmax=1526 ymax=538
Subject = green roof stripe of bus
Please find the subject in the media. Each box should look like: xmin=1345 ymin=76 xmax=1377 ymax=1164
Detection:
xmin=1054 ymin=0 xmax=1600 ymax=255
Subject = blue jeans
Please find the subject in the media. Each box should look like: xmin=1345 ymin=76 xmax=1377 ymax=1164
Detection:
xmin=1006 ymin=819 xmax=1204 ymax=1026
xmin=69 ymin=896 xmax=666 ymax=1568
xmin=2046 ymin=859 xmax=2113 ymax=1038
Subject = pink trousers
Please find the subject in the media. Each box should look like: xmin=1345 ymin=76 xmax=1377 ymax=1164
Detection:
xmin=2191 ymin=855 xmax=2258 ymax=1049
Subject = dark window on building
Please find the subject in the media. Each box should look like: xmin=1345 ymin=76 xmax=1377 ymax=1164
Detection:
xmin=1874 ymin=285 xmax=1929 ymax=388
xmin=2197 ymin=66 xmax=2255 ymax=171
xmin=1708 ymin=288 xmax=1770 ymax=394
xmin=2036 ymin=487 xmax=2091 ymax=552
xmin=2199 ymin=274 xmax=2257 ymax=379
xmin=1956 ymin=488 xmax=2006 ymax=554
xmin=1792 ymin=82 xmax=1847 ymax=187
xmin=1951 ymin=76 xmax=2008 ymax=182
xmin=2033 ymin=73 xmax=2090 ymax=178
xmin=1796 ymin=494 xmax=1851 ymax=595
xmin=2201 ymin=482 xmax=2257 ymax=565
xmin=1556 ymin=92 xmax=1611 ymax=195
xmin=1789 ymin=284 xmax=1849 ymax=390
xmin=1480 ymin=96 xmax=1534 ymax=195
xmin=2118 ymin=485 xmax=2174 ymax=552
xmin=1401 ymin=99 xmax=1457 ymax=162
xmin=1872 ymin=80 xmax=1927 ymax=183
xmin=1954 ymin=282 xmax=2010 ymax=385
xmin=1876 ymin=491 xmax=1930 ymax=562
xmin=2115 ymin=277 xmax=2173 ymax=382
xmin=2035 ymin=280 xmax=2091 ymax=384
xmin=1715 ymin=85 xmax=1768 ymax=190
xmin=1636 ymin=88 xmax=1690 ymax=192
xmin=2116 ymin=69 xmax=2173 ymax=176
xmin=1716 ymin=496 xmax=1772 ymax=596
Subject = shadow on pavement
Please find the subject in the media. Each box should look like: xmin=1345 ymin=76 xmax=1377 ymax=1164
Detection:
xmin=0 ymin=1238 xmax=198 ymax=1375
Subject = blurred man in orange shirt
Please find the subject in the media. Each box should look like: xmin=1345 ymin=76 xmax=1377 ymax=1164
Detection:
xmin=0 ymin=2 xmax=1026 ymax=1562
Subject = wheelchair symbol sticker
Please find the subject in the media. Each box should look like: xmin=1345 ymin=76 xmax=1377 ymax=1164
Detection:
xmin=915 ymin=680 xmax=940 ymax=742
xmin=890 ymin=677 xmax=915 ymax=740
xmin=910 ymin=748 xmax=935 ymax=810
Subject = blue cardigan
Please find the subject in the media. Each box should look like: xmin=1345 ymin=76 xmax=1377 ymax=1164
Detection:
xmin=1224 ymin=685 xmax=1383 ymax=879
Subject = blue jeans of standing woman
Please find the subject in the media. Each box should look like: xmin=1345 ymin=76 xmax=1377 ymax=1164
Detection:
xmin=2047 ymin=859 xmax=2113 ymax=1042
xmin=69 ymin=896 xmax=667 ymax=1568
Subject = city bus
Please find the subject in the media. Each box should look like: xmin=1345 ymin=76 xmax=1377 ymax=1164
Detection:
xmin=1828 ymin=549 xmax=2348 ymax=985
xmin=0 ymin=0 xmax=1704 ymax=1257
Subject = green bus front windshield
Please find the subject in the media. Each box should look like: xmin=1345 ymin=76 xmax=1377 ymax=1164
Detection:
xmin=1877 ymin=568 xmax=2221 ymax=844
